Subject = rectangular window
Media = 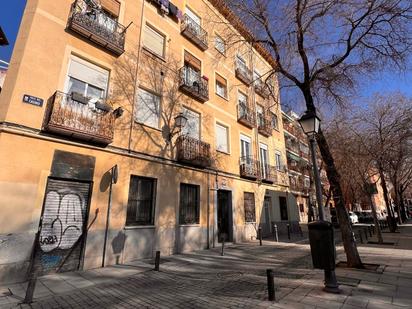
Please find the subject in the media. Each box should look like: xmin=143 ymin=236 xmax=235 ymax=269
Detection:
xmin=179 ymin=183 xmax=200 ymax=224
xmin=181 ymin=107 xmax=200 ymax=139
xmin=256 ymin=105 xmax=264 ymax=127
xmin=126 ymin=176 xmax=157 ymax=225
xmin=215 ymin=73 xmax=227 ymax=99
xmin=238 ymin=92 xmax=248 ymax=117
xmin=304 ymin=177 xmax=310 ymax=188
xmin=275 ymin=151 xmax=282 ymax=171
xmin=244 ymin=192 xmax=256 ymax=223
xmin=215 ymin=34 xmax=226 ymax=55
xmin=135 ymin=88 xmax=161 ymax=128
xmin=66 ymin=56 xmax=109 ymax=100
xmin=184 ymin=51 xmax=201 ymax=85
xmin=216 ymin=123 xmax=229 ymax=153
xmin=271 ymin=113 xmax=279 ymax=130
xmin=236 ymin=55 xmax=247 ymax=72
xmin=260 ymin=143 xmax=268 ymax=178
xmin=240 ymin=134 xmax=251 ymax=160
xmin=143 ymin=24 xmax=166 ymax=58
xmin=279 ymin=196 xmax=288 ymax=221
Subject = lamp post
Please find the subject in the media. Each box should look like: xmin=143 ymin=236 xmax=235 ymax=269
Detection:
xmin=298 ymin=109 xmax=340 ymax=294
xmin=168 ymin=112 xmax=188 ymax=141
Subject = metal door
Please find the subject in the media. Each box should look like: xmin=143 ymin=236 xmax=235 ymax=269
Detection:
xmin=33 ymin=178 xmax=92 ymax=276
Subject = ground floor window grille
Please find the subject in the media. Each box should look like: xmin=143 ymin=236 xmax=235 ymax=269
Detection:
xmin=179 ymin=183 xmax=200 ymax=224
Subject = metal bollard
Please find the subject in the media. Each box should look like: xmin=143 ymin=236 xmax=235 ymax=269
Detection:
xmin=221 ymin=235 xmax=225 ymax=256
xmin=258 ymin=227 xmax=263 ymax=246
xmin=274 ymin=225 xmax=279 ymax=242
xmin=154 ymin=251 xmax=160 ymax=271
xmin=266 ymin=269 xmax=275 ymax=301
xmin=287 ymin=224 xmax=291 ymax=240
xmin=358 ymin=230 xmax=363 ymax=243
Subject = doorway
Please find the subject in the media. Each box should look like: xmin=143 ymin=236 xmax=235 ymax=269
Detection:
xmin=261 ymin=196 xmax=272 ymax=236
xmin=217 ymin=190 xmax=233 ymax=242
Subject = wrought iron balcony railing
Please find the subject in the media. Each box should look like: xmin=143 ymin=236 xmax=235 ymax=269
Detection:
xmin=43 ymin=91 xmax=115 ymax=145
xmin=261 ymin=164 xmax=278 ymax=184
xmin=68 ymin=0 xmax=126 ymax=56
xmin=235 ymin=61 xmax=252 ymax=85
xmin=176 ymin=135 xmax=211 ymax=168
xmin=285 ymin=139 xmax=300 ymax=154
xmin=179 ymin=66 xmax=209 ymax=102
xmin=180 ymin=14 xmax=208 ymax=51
xmin=240 ymin=156 xmax=260 ymax=180
xmin=257 ymin=114 xmax=272 ymax=137
xmin=254 ymin=80 xmax=270 ymax=99
xmin=290 ymin=181 xmax=310 ymax=195
xmin=237 ymin=104 xmax=256 ymax=128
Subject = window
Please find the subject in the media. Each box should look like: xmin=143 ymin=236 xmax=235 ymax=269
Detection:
xmin=186 ymin=7 xmax=201 ymax=34
xmin=135 ymin=88 xmax=161 ymax=128
xmin=240 ymin=134 xmax=252 ymax=161
xmin=244 ymin=192 xmax=256 ymax=223
xmin=275 ymin=151 xmax=282 ymax=171
xmin=260 ymin=143 xmax=268 ymax=178
xmin=180 ymin=183 xmax=200 ymax=224
xmin=183 ymin=50 xmax=202 ymax=85
xmin=143 ymin=24 xmax=166 ymax=58
xmin=66 ymin=56 xmax=109 ymax=100
xmin=271 ymin=113 xmax=279 ymax=130
xmin=181 ymin=107 xmax=200 ymax=139
xmin=215 ymin=34 xmax=226 ymax=55
xmin=300 ymin=143 xmax=309 ymax=155
xmin=216 ymin=123 xmax=229 ymax=153
xmin=304 ymin=177 xmax=310 ymax=188
xmin=256 ymin=105 xmax=264 ymax=127
xmin=236 ymin=55 xmax=247 ymax=72
xmin=126 ymin=176 xmax=157 ymax=225
xmin=253 ymin=70 xmax=261 ymax=84
xmin=279 ymin=196 xmax=288 ymax=221
xmin=238 ymin=92 xmax=248 ymax=117
xmin=215 ymin=73 xmax=227 ymax=99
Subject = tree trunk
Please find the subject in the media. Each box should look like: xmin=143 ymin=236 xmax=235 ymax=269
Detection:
xmin=316 ymin=130 xmax=364 ymax=268
xmin=399 ymin=187 xmax=407 ymax=222
xmin=378 ymin=169 xmax=397 ymax=232
xmin=368 ymin=192 xmax=383 ymax=244
xmin=393 ymin=180 xmax=403 ymax=224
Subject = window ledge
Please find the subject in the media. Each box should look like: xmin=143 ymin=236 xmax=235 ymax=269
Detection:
xmin=124 ymin=225 xmax=156 ymax=230
xmin=215 ymin=93 xmax=229 ymax=101
xmin=142 ymin=46 xmax=166 ymax=63
xmin=135 ymin=121 xmax=162 ymax=132
xmin=179 ymin=224 xmax=200 ymax=227
xmin=217 ymin=149 xmax=230 ymax=156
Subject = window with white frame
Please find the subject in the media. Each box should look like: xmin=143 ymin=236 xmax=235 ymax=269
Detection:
xmin=275 ymin=151 xmax=282 ymax=171
xmin=215 ymin=73 xmax=228 ymax=98
xmin=143 ymin=24 xmax=166 ymax=58
xmin=216 ymin=123 xmax=229 ymax=153
xmin=215 ymin=34 xmax=226 ymax=55
xmin=236 ymin=55 xmax=247 ymax=72
xmin=135 ymin=88 xmax=161 ymax=128
xmin=240 ymin=134 xmax=252 ymax=162
xmin=259 ymin=143 xmax=268 ymax=178
xmin=66 ymin=55 xmax=109 ymax=101
xmin=271 ymin=113 xmax=279 ymax=130
xmin=181 ymin=107 xmax=200 ymax=139
xmin=185 ymin=7 xmax=201 ymax=34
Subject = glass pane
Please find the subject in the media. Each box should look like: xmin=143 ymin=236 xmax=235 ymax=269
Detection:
xmin=68 ymin=77 xmax=86 ymax=96
xmin=87 ymin=84 xmax=104 ymax=99
xmin=136 ymin=89 xmax=160 ymax=128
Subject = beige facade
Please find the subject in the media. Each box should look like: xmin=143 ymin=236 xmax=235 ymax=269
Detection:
xmin=0 ymin=0 xmax=300 ymax=284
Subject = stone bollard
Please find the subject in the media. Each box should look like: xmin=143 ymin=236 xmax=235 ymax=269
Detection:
xmin=154 ymin=251 xmax=160 ymax=271
xmin=221 ymin=235 xmax=225 ymax=256
xmin=266 ymin=269 xmax=276 ymax=301
xmin=259 ymin=227 xmax=263 ymax=246
xmin=274 ymin=224 xmax=279 ymax=242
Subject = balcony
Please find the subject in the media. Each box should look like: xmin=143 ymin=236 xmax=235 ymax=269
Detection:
xmin=290 ymin=181 xmax=310 ymax=195
xmin=235 ymin=62 xmax=252 ymax=85
xmin=285 ymin=139 xmax=300 ymax=154
xmin=240 ymin=156 xmax=260 ymax=180
xmin=181 ymin=14 xmax=208 ymax=51
xmin=254 ymin=80 xmax=270 ymax=99
xmin=179 ymin=67 xmax=209 ymax=102
xmin=67 ymin=0 xmax=126 ymax=56
xmin=176 ymin=135 xmax=211 ymax=168
xmin=257 ymin=114 xmax=272 ymax=137
xmin=237 ymin=104 xmax=256 ymax=128
xmin=261 ymin=164 xmax=277 ymax=184
xmin=43 ymin=91 xmax=115 ymax=145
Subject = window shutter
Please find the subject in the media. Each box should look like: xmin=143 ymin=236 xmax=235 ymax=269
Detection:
xmin=184 ymin=51 xmax=201 ymax=70
xmin=144 ymin=25 xmax=165 ymax=57
xmin=216 ymin=124 xmax=228 ymax=152
xmin=215 ymin=73 xmax=227 ymax=87
xmin=68 ymin=56 xmax=109 ymax=91
xmin=100 ymin=0 xmax=120 ymax=17
xmin=136 ymin=88 xmax=160 ymax=128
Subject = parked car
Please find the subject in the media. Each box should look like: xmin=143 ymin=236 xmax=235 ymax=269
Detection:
xmin=348 ymin=211 xmax=359 ymax=224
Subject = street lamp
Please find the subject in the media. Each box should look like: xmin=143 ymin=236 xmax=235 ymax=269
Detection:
xmin=168 ymin=112 xmax=188 ymax=141
xmin=298 ymin=109 xmax=340 ymax=294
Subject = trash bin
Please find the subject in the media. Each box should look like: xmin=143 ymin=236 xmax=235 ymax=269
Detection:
xmin=308 ymin=221 xmax=336 ymax=270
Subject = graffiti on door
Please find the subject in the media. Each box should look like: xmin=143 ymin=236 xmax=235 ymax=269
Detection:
xmin=39 ymin=189 xmax=85 ymax=252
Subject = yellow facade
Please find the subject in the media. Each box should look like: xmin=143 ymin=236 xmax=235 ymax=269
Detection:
xmin=0 ymin=0 xmax=299 ymax=284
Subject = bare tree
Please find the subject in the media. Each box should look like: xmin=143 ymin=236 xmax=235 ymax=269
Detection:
xmin=214 ymin=0 xmax=412 ymax=268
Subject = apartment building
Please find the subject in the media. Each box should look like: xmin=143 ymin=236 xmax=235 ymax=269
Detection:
xmin=281 ymin=111 xmax=312 ymax=222
xmin=0 ymin=0 xmax=300 ymax=283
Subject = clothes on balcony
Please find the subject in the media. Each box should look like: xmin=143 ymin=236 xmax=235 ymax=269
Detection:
xmin=160 ymin=0 xmax=169 ymax=14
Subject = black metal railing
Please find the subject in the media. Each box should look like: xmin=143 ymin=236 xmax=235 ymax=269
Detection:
xmin=235 ymin=61 xmax=252 ymax=85
xmin=240 ymin=156 xmax=260 ymax=180
xmin=179 ymin=66 xmax=209 ymax=102
xmin=181 ymin=14 xmax=208 ymax=51
xmin=261 ymin=164 xmax=278 ymax=183
xmin=68 ymin=0 xmax=126 ymax=55
xmin=237 ymin=103 xmax=256 ymax=128
xmin=258 ymin=113 xmax=272 ymax=137
xmin=43 ymin=91 xmax=115 ymax=144
xmin=176 ymin=135 xmax=211 ymax=168
xmin=254 ymin=79 xmax=270 ymax=98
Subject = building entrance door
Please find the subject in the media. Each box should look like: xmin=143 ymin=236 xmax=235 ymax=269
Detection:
xmin=217 ymin=190 xmax=233 ymax=242
xmin=261 ymin=196 xmax=272 ymax=236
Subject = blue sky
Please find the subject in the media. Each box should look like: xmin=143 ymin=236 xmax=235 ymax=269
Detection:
xmin=1 ymin=0 xmax=411 ymax=102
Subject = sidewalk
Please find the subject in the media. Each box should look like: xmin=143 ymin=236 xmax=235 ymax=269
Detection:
xmin=0 ymin=222 xmax=411 ymax=308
